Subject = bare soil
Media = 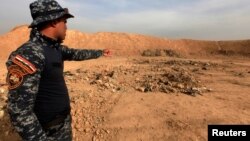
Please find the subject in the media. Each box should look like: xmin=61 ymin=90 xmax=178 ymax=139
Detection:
xmin=0 ymin=54 xmax=249 ymax=141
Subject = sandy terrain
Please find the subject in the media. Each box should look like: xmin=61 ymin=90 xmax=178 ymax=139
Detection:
xmin=0 ymin=26 xmax=249 ymax=141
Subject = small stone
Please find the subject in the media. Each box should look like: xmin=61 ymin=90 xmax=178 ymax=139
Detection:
xmin=84 ymin=128 xmax=91 ymax=133
xmin=176 ymin=84 xmax=184 ymax=89
xmin=72 ymin=132 xmax=76 ymax=138
xmin=97 ymin=80 xmax=103 ymax=84
xmin=78 ymin=128 xmax=84 ymax=132
xmin=0 ymin=110 xmax=5 ymax=119
xmin=105 ymin=130 xmax=110 ymax=134
xmin=84 ymin=121 xmax=90 ymax=126
xmin=137 ymin=87 xmax=145 ymax=92
xmin=92 ymin=136 xmax=99 ymax=141
xmin=206 ymin=88 xmax=213 ymax=92
xmin=4 ymin=131 xmax=9 ymax=136
xmin=84 ymin=77 xmax=89 ymax=81
xmin=104 ymin=83 xmax=110 ymax=88
xmin=0 ymin=88 xmax=5 ymax=94
xmin=202 ymin=67 xmax=208 ymax=70
xmin=95 ymin=129 xmax=101 ymax=135
xmin=192 ymin=87 xmax=200 ymax=92
xmin=109 ymin=83 xmax=114 ymax=88
xmin=103 ymin=76 xmax=108 ymax=80
xmin=1 ymin=95 xmax=8 ymax=102
xmin=112 ymin=89 xmax=116 ymax=93
xmin=75 ymin=124 xmax=83 ymax=132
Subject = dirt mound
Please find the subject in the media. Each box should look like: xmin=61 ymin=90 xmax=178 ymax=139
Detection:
xmin=1 ymin=25 xmax=250 ymax=60
xmin=0 ymin=25 xmax=30 ymax=60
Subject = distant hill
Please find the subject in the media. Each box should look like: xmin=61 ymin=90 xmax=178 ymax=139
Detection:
xmin=0 ymin=25 xmax=249 ymax=59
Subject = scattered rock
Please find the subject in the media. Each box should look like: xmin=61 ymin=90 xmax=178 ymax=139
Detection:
xmin=0 ymin=95 xmax=8 ymax=102
xmin=84 ymin=128 xmax=91 ymax=133
xmin=4 ymin=131 xmax=9 ymax=136
xmin=136 ymin=87 xmax=146 ymax=92
xmin=75 ymin=124 xmax=84 ymax=132
xmin=92 ymin=136 xmax=99 ymax=141
xmin=95 ymin=129 xmax=101 ymax=135
xmin=64 ymin=59 xmax=212 ymax=96
xmin=142 ymin=49 xmax=180 ymax=57
xmin=135 ymin=66 xmax=211 ymax=95
xmin=0 ymin=110 xmax=4 ymax=119
xmin=0 ymin=88 xmax=5 ymax=94
xmin=105 ymin=129 xmax=110 ymax=134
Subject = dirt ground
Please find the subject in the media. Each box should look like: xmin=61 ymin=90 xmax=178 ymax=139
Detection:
xmin=0 ymin=54 xmax=250 ymax=141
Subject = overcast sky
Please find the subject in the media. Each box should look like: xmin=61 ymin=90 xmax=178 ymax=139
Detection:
xmin=1 ymin=0 xmax=250 ymax=40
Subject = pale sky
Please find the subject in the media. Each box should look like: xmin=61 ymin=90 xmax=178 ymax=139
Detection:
xmin=1 ymin=0 xmax=250 ymax=40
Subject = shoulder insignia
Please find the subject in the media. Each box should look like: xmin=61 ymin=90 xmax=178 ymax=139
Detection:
xmin=7 ymin=65 xmax=29 ymax=90
xmin=12 ymin=55 xmax=37 ymax=74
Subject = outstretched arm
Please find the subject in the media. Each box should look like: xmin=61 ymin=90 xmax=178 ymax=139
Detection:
xmin=61 ymin=45 xmax=112 ymax=61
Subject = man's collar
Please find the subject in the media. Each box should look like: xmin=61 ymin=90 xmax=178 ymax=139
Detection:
xmin=30 ymin=28 xmax=61 ymax=49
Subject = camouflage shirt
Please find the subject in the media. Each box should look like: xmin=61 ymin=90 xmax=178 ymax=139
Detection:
xmin=6 ymin=28 xmax=103 ymax=141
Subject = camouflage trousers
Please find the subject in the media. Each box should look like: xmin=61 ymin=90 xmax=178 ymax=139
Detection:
xmin=45 ymin=115 xmax=72 ymax=141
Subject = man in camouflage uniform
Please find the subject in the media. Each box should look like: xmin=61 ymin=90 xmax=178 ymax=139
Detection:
xmin=5 ymin=0 xmax=111 ymax=140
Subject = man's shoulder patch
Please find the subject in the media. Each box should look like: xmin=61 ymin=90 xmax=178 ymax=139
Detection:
xmin=12 ymin=55 xmax=37 ymax=74
xmin=7 ymin=65 xmax=28 ymax=90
